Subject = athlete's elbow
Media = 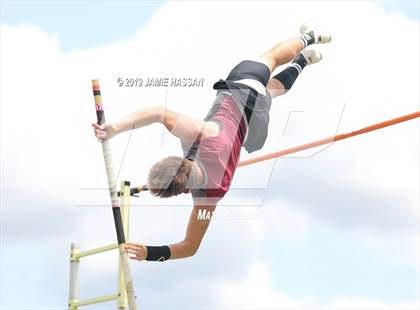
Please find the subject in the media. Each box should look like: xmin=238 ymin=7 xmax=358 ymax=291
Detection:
xmin=151 ymin=106 xmax=176 ymax=131
xmin=150 ymin=106 xmax=164 ymax=123
xmin=190 ymin=245 xmax=200 ymax=256
xmin=185 ymin=241 xmax=201 ymax=257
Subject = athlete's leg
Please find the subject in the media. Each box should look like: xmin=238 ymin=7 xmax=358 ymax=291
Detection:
xmin=264 ymin=25 xmax=331 ymax=98
xmin=267 ymin=49 xmax=323 ymax=98
xmin=255 ymin=24 xmax=331 ymax=73
xmin=256 ymin=38 xmax=306 ymax=73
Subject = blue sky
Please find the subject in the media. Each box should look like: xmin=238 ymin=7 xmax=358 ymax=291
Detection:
xmin=381 ymin=0 xmax=419 ymax=20
xmin=1 ymin=1 xmax=419 ymax=309
xmin=2 ymin=0 xmax=418 ymax=52
xmin=1 ymin=0 xmax=164 ymax=51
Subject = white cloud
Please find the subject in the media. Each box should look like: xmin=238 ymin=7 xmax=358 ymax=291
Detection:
xmin=221 ymin=263 xmax=419 ymax=310
xmin=222 ymin=264 xmax=302 ymax=309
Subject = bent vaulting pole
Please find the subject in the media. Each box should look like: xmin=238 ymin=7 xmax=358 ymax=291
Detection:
xmin=91 ymin=80 xmax=138 ymax=310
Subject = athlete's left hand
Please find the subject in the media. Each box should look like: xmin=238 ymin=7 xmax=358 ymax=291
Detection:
xmin=124 ymin=242 xmax=147 ymax=261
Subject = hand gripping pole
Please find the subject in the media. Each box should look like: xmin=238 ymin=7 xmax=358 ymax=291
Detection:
xmin=92 ymin=80 xmax=138 ymax=310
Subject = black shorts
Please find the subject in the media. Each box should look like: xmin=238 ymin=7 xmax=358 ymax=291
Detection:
xmin=213 ymin=60 xmax=272 ymax=153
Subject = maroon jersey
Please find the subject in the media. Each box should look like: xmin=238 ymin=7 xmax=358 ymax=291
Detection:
xmin=182 ymin=92 xmax=247 ymax=204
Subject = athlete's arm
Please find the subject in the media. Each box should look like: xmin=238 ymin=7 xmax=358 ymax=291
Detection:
xmin=92 ymin=106 xmax=218 ymax=142
xmin=169 ymin=204 xmax=216 ymax=259
xmin=124 ymin=204 xmax=216 ymax=261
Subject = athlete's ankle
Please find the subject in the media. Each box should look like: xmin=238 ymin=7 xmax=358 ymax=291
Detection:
xmin=299 ymin=24 xmax=332 ymax=46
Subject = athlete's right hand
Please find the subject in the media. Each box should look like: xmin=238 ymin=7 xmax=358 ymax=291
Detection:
xmin=92 ymin=122 xmax=118 ymax=142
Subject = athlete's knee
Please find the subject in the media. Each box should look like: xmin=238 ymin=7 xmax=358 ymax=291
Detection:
xmin=255 ymin=55 xmax=275 ymax=73
xmin=267 ymin=78 xmax=286 ymax=98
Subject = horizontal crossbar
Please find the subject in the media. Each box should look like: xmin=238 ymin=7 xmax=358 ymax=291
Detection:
xmin=71 ymin=293 xmax=119 ymax=307
xmin=77 ymin=244 xmax=118 ymax=258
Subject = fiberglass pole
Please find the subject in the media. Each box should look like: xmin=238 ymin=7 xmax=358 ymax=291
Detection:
xmin=91 ymin=80 xmax=138 ymax=310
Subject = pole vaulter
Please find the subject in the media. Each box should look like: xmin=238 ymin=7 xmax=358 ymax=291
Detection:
xmin=92 ymin=80 xmax=138 ymax=310
xmin=92 ymin=23 xmax=418 ymax=265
